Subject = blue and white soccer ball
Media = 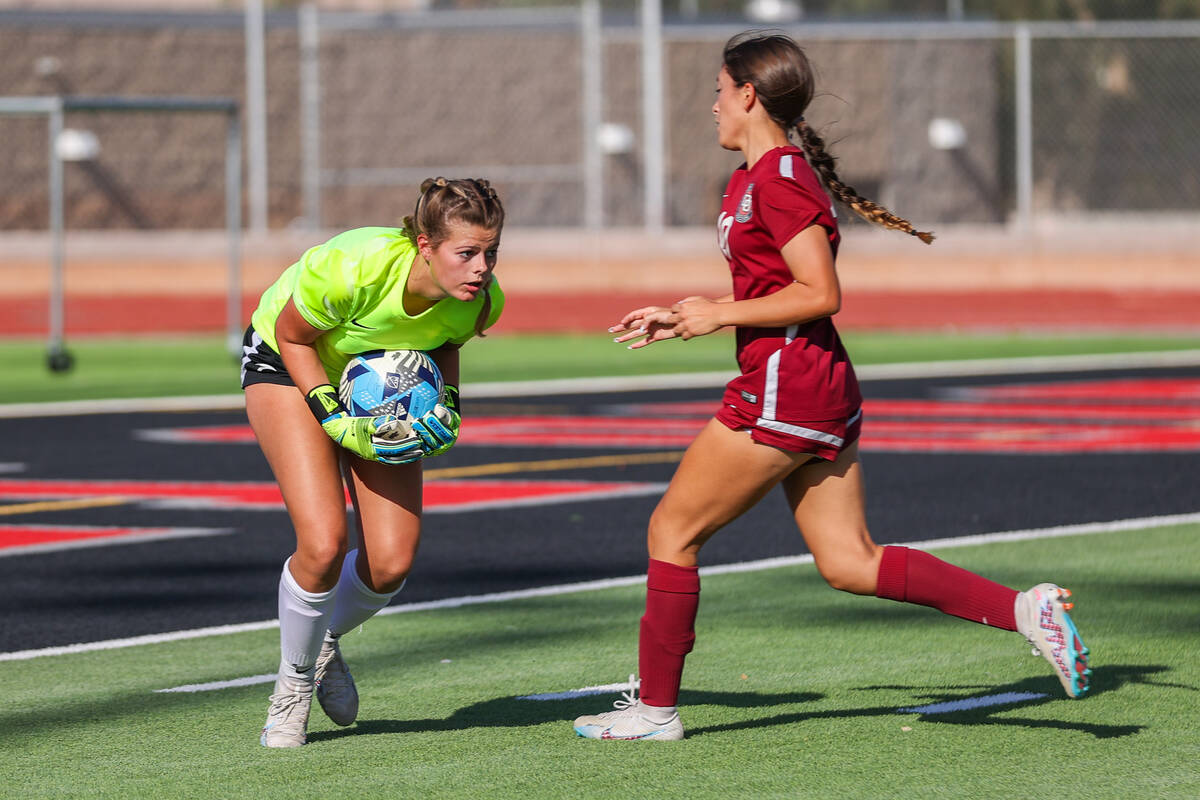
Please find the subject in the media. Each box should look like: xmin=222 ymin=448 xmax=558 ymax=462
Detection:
xmin=338 ymin=349 xmax=444 ymax=421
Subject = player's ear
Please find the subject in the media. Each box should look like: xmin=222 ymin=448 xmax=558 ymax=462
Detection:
xmin=741 ymin=81 xmax=756 ymax=112
xmin=416 ymin=232 xmax=433 ymax=262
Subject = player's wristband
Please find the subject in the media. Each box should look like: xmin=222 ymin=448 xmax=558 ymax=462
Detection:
xmin=305 ymin=383 xmax=348 ymax=423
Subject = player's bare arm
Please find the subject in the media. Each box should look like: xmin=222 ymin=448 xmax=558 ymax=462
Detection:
xmin=682 ymin=225 xmax=839 ymax=337
xmin=427 ymin=341 xmax=461 ymax=387
xmin=274 ymin=297 xmax=337 ymax=395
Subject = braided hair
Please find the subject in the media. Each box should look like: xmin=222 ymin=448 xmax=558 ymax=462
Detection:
xmin=723 ymin=31 xmax=934 ymax=244
xmin=403 ymin=177 xmax=506 ymax=336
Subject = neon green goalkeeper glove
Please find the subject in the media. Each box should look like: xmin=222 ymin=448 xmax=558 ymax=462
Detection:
xmin=305 ymin=384 xmax=425 ymax=464
xmin=410 ymin=384 xmax=461 ymax=458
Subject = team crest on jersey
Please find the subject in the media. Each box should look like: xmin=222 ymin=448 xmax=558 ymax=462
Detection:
xmin=734 ymin=183 xmax=755 ymax=223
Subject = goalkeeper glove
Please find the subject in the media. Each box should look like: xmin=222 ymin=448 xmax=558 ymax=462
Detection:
xmin=410 ymin=384 xmax=461 ymax=458
xmin=305 ymin=384 xmax=425 ymax=465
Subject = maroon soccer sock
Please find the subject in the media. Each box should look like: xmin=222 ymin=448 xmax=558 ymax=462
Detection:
xmin=638 ymin=558 xmax=701 ymax=707
xmin=875 ymin=545 xmax=1017 ymax=631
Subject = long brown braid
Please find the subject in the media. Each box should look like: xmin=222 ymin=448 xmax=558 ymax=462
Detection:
xmin=403 ymin=177 xmax=505 ymax=336
xmin=795 ymin=122 xmax=934 ymax=244
xmin=723 ymin=31 xmax=933 ymax=244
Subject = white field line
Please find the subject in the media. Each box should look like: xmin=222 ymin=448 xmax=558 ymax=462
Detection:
xmin=4 ymin=510 xmax=1198 ymax=667
xmin=0 ymin=527 xmax=234 ymax=558
xmin=3 ymin=349 xmax=1200 ymax=419
xmin=155 ymin=673 xmax=278 ymax=694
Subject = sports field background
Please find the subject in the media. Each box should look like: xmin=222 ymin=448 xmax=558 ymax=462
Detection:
xmin=2 ymin=521 xmax=1197 ymax=798
xmin=2 ymin=305 xmax=1198 ymax=797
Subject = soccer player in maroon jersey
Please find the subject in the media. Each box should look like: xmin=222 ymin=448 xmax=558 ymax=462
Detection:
xmin=573 ymin=32 xmax=1090 ymax=741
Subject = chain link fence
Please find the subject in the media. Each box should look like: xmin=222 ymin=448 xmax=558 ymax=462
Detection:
xmin=1 ymin=4 xmax=1198 ymax=230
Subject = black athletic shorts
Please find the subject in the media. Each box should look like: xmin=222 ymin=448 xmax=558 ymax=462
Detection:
xmin=239 ymin=325 xmax=295 ymax=389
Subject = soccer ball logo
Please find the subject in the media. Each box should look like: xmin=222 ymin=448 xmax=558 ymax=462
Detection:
xmin=338 ymin=350 xmax=444 ymax=421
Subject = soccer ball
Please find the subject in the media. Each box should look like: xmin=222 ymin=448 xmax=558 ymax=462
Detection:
xmin=338 ymin=349 xmax=444 ymax=421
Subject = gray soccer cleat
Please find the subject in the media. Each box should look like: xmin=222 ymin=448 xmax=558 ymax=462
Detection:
xmin=574 ymin=677 xmax=684 ymax=741
xmin=314 ymin=636 xmax=359 ymax=726
xmin=260 ymin=674 xmax=313 ymax=748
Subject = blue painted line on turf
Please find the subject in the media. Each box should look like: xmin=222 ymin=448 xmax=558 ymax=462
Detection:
xmin=517 ymin=681 xmax=636 ymax=701
xmin=898 ymin=691 xmax=1048 ymax=715
xmin=155 ymin=673 xmax=277 ymax=693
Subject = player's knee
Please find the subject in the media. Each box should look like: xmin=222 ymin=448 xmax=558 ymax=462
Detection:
xmin=647 ymin=507 xmax=704 ymax=561
xmin=361 ymin=544 xmax=417 ymax=593
xmin=366 ymin=563 xmax=411 ymax=595
xmin=295 ymin=532 xmax=344 ymax=563
xmin=813 ymin=544 xmax=882 ymax=595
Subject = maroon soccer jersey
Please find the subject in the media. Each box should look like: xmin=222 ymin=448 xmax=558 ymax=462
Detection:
xmin=717 ymin=146 xmax=862 ymax=423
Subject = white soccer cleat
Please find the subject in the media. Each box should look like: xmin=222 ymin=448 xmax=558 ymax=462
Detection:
xmin=314 ymin=636 xmax=359 ymax=726
xmin=1016 ymin=583 xmax=1091 ymax=698
xmin=260 ymin=674 xmax=313 ymax=748
xmin=573 ymin=677 xmax=684 ymax=741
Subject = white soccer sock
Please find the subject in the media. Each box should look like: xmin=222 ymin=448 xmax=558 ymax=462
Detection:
xmin=277 ymin=557 xmax=336 ymax=683
xmin=638 ymin=701 xmax=679 ymax=724
xmin=326 ymin=549 xmax=403 ymax=639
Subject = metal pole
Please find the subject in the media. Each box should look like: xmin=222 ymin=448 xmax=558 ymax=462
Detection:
xmin=1014 ymin=23 xmax=1033 ymax=231
xmin=245 ymin=0 xmax=269 ymax=232
xmin=226 ymin=110 xmax=244 ymax=356
xmin=299 ymin=2 xmax=321 ymax=229
xmin=47 ymin=98 xmax=66 ymax=363
xmin=640 ymin=0 xmax=665 ymax=232
xmin=581 ymin=0 xmax=603 ymax=229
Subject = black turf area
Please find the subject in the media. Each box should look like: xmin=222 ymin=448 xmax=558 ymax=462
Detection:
xmin=2 ymin=366 xmax=1197 ymax=651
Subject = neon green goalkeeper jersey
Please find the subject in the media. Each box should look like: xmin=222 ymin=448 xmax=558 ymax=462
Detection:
xmin=250 ymin=227 xmax=504 ymax=384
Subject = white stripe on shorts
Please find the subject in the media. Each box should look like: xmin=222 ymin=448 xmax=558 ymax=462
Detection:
xmin=754 ymin=407 xmax=862 ymax=448
xmin=761 ymin=323 xmax=799 ymax=422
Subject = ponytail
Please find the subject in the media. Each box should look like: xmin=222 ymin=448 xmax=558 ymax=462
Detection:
xmin=795 ymin=120 xmax=934 ymax=244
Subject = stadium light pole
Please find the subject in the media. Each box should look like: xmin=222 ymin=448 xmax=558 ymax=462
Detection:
xmin=581 ymin=0 xmax=603 ymax=229
xmin=1014 ymin=23 xmax=1033 ymax=232
xmin=245 ymin=0 xmax=269 ymax=233
xmin=47 ymin=98 xmax=70 ymax=371
xmin=640 ymin=0 xmax=665 ymax=233
xmin=299 ymin=2 xmax=321 ymax=230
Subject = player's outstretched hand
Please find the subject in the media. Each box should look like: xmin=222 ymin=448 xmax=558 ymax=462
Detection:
xmin=670 ymin=296 xmax=724 ymax=340
xmin=610 ymin=305 xmax=680 ymax=350
xmin=411 ymin=384 xmax=461 ymax=457
xmin=306 ymin=384 xmax=426 ymax=464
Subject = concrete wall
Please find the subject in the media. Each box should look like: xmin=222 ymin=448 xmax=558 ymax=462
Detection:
xmin=0 ymin=12 xmax=1005 ymax=231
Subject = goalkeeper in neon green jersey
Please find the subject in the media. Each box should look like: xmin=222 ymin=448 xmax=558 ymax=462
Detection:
xmin=240 ymin=178 xmax=504 ymax=748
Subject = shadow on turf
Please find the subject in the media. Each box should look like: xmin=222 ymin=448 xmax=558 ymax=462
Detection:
xmin=305 ymin=688 xmax=823 ymax=743
xmin=687 ymin=664 xmax=1177 ymax=740
xmin=307 ymin=664 xmax=1182 ymax=744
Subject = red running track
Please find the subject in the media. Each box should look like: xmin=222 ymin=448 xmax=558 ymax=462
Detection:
xmin=3 ymin=289 xmax=1199 ymax=336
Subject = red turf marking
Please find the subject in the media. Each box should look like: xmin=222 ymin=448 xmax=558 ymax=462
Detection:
xmin=135 ymin=377 xmax=1200 ymax=453
xmin=958 ymin=378 xmax=1200 ymax=401
xmin=0 ymin=526 xmax=161 ymax=548
xmin=0 ymin=478 xmax=655 ymax=511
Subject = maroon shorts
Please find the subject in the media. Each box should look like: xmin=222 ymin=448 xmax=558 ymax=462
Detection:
xmin=714 ymin=404 xmax=862 ymax=461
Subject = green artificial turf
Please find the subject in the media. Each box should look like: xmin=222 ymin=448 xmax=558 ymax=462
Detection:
xmin=2 ymin=524 xmax=1197 ymax=798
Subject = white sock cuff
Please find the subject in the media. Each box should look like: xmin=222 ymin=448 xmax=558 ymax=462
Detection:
xmin=340 ymin=549 xmax=402 ymax=602
xmin=280 ymin=557 xmax=336 ymax=606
